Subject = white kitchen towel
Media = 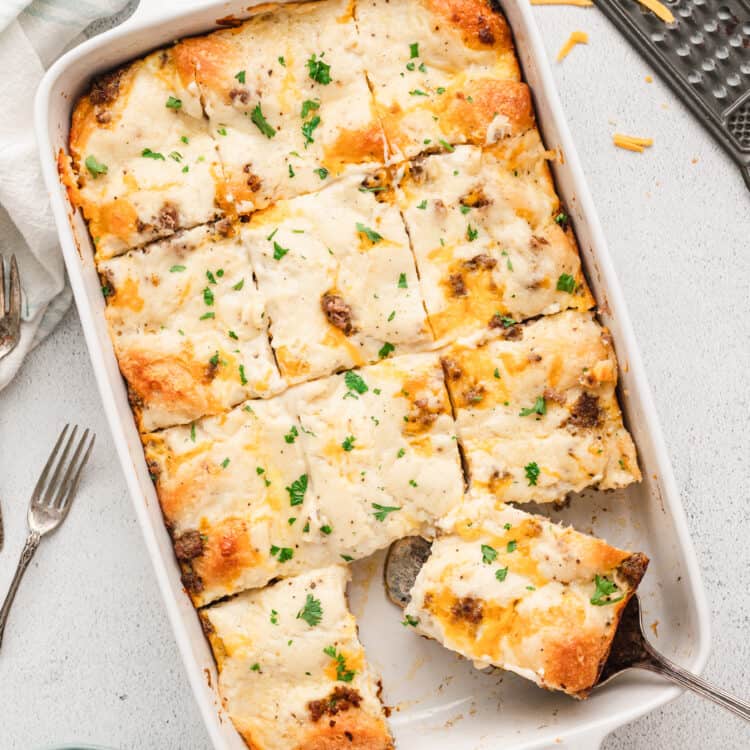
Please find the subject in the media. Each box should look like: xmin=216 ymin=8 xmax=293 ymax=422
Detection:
xmin=0 ymin=0 xmax=129 ymax=390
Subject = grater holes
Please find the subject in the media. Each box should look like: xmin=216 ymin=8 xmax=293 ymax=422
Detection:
xmin=727 ymin=103 xmax=750 ymax=148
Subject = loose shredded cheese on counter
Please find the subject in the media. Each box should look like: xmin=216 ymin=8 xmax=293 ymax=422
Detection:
xmin=556 ymin=31 xmax=589 ymax=62
xmin=613 ymin=133 xmax=654 ymax=153
xmin=635 ymin=0 xmax=675 ymax=23
xmin=531 ymin=0 xmax=593 ymax=6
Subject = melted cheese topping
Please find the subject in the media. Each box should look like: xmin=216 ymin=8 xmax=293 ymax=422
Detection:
xmin=443 ymin=311 xmax=640 ymax=503
xmin=174 ymin=0 xmax=385 ymax=214
xmin=398 ymin=145 xmax=593 ymax=342
xmin=405 ymin=495 xmax=647 ymax=696
xmin=100 ymin=223 xmax=283 ymax=431
xmin=69 ymin=49 xmax=225 ymax=260
xmin=556 ymin=31 xmax=589 ymax=63
xmin=242 ymin=173 xmax=432 ymax=382
xmin=204 ymin=566 xmax=393 ymax=749
xmin=356 ymin=0 xmax=525 ymax=158
xmin=292 ymin=353 xmax=464 ymax=559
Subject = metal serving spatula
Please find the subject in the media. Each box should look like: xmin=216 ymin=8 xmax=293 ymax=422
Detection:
xmin=384 ymin=536 xmax=750 ymax=721
xmin=593 ymin=0 xmax=750 ymax=189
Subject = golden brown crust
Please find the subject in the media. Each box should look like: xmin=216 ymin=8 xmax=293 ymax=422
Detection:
xmin=426 ymin=0 xmax=514 ymax=51
xmin=542 ymin=630 xmax=612 ymax=696
xmin=293 ymin=710 xmax=394 ymax=750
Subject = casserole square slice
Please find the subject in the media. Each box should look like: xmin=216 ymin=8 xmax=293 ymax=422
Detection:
xmin=441 ymin=310 xmax=640 ymax=504
xmin=242 ymin=172 xmax=432 ymax=384
xmin=174 ymin=0 xmax=387 ymax=214
xmin=67 ymin=48 xmax=226 ymax=261
xmin=99 ymin=222 xmax=283 ymax=432
xmin=397 ymin=144 xmax=593 ymax=342
xmin=144 ymin=396 xmax=328 ymax=607
xmin=403 ymin=495 xmax=648 ymax=697
xmin=201 ymin=565 xmax=394 ymax=750
xmin=355 ymin=0 xmax=528 ymax=159
xmin=292 ymin=352 xmax=465 ymax=561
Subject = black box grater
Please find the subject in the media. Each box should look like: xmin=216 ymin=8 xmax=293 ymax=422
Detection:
xmin=594 ymin=0 xmax=750 ymax=190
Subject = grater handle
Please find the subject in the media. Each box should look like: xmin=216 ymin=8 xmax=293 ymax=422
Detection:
xmin=743 ymin=165 xmax=750 ymax=193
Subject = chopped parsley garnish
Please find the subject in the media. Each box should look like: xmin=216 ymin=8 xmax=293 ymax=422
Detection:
xmin=273 ymin=241 xmax=289 ymax=260
xmin=301 ymin=115 xmax=321 ymax=145
xmin=398 ymin=273 xmax=408 ymax=288
xmin=180 ymin=135 xmax=189 ymax=144
xmin=408 ymin=479 xmax=418 ymax=488
xmin=495 ymin=567 xmax=509 ymax=582
xmin=466 ymin=224 xmax=479 ymax=242
xmin=402 ymin=614 xmax=419 ymax=627
xmin=387 ymin=310 xmax=396 ymax=322
xmin=315 ymin=167 xmax=329 ymax=180
xmin=256 ymin=466 xmax=265 ymax=475
xmin=494 ymin=368 xmax=501 ymax=379
xmin=270 ymin=545 xmax=294 ymax=563
xmin=372 ymin=503 xmax=401 ymax=521
xmin=556 ymin=273 xmax=576 ymax=293
xmin=203 ymin=287 xmax=214 ymax=306
xmin=504 ymin=522 xmax=512 ymax=530
xmin=165 ymin=95 xmax=182 ymax=109
xmin=221 ymin=457 xmax=231 ymax=469
xmin=251 ymin=103 xmax=276 ymax=138
xmin=378 ymin=342 xmax=395 ymax=359
xmin=481 ymin=544 xmax=497 ymax=564
xmin=167 ymin=151 xmax=182 ymax=162
xmin=286 ymin=473 xmax=308 ymax=506
xmin=169 ymin=264 xmax=186 ymax=273
xmin=459 ymin=205 xmax=471 ymax=215
xmin=555 ymin=211 xmax=568 ymax=227
xmin=206 ymin=270 xmax=217 ymax=284
xmin=84 ymin=155 xmax=108 ymax=177
xmin=519 ymin=396 xmax=547 ymax=417
xmin=341 ymin=435 xmax=356 ymax=451
xmin=344 ymin=370 xmax=368 ymax=395
xmin=409 ymin=89 xmax=428 ymax=96
xmin=234 ymin=70 xmax=246 ymax=84
xmin=288 ymin=163 xmax=295 ymax=178
xmin=409 ymin=42 xmax=419 ymax=58
xmin=356 ymin=223 xmax=382 ymax=243
xmin=439 ymin=139 xmax=455 ymax=152
xmin=493 ymin=313 xmax=515 ymax=328
xmin=590 ymin=574 xmax=624 ymax=606
xmin=524 ymin=461 xmax=540 ymax=486
xmin=217 ymin=126 xmax=227 ymax=136
xmin=239 ymin=364 xmax=248 ymax=385
xmin=341 ymin=554 xmax=354 ymax=562
xmin=506 ymin=540 xmax=518 ymax=553
xmin=321 ymin=524 xmax=333 ymax=535
xmin=436 ymin=85 xmax=445 ymax=93
xmin=228 ymin=330 xmax=238 ymax=340
xmin=306 ymin=53 xmax=331 ymax=85
xmin=284 ymin=426 xmax=299 ymax=444
xmin=232 ymin=279 xmax=245 ymax=291
xmin=406 ymin=61 xmax=416 ymax=71
xmin=416 ymin=200 xmax=428 ymax=210
xmin=297 ymin=594 xmax=323 ymax=626
xmin=300 ymin=99 xmax=320 ymax=118
xmin=278 ymin=56 xmax=286 ymax=66
xmin=141 ymin=148 xmax=165 ymax=160
xmin=250 ymin=663 xmax=261 ymax=672
xmin=200 ymin=312 xmax=215 ymax=320
xmin=323 ymin=646 xmax=355 ymax=682
xmin=396 ymin=448 xmax=405 ymax=458
xmin=190 ymin=423 xmax=196 ymax=442
xmin=270 ymin=609 xmax=279 ymax=625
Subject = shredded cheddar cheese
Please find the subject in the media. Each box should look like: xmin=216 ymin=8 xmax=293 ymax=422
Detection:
xmin=612 ymin=134 xmax=654 ymax=153
xmin=635 ymin=0 xmax=675 ymax=24
xmin=556 ymin=31 xmax=589 ymax=62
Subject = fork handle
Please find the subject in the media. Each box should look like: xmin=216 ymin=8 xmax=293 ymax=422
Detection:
xmin=0 ymin=530 xmax=40 ymax=650
xmin=641 ymin=647 xmax=750 ymax=723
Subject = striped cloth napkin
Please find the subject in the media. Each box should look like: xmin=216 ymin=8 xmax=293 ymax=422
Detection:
xmin=0 ymin=0 xmax=128 ymax=390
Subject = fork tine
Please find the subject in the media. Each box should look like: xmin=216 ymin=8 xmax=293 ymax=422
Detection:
xmin=32 ymin=424 xmax=69 ymax=502
xmin=41 ymin=425 xmax=77 ymax=506
xmin=0 ymin=254 xmax=5 ymax=316
xmin=52 ymin=428 xmax=91 ymax=508
xmin=9 ymin=255 xmax=21 ymax=323
xmin=58 ymin=432 xmax=95 ymax=517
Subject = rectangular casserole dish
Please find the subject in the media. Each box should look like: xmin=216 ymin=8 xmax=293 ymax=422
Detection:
xmin=34 ymin=1 xmax=711 ymax=747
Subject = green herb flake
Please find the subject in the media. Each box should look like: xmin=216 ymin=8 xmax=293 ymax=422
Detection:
xmin=506 ymin=539 xmax=518 ymax=553
xmin=524 ymin=461 xmax=540 ymax=486
xmin=315 ymin=167 xmax=329 ymax=180
xmin=284 ymin=426 xmax=299 ymax=444
xmin=278 ymin=56 xmax=286 ymax=66
xmin=495 ymin=567 xmax=509 ymax=582
xmin=286 ymin=473 xmax=308 ymax=506
xmin=591 ymin=574 xmax=624 ymax=606
xmin=402 ymin=614 xmax=419 ymax=627
xmin=396 ymin=448 xmax=405 ymax=458
xmin=481 ymin=544 xmax=498 ymax=564
xmin=409 ymin=89 xmax=428 ymax=96
xmin=439 ymin=139 xmax=455 ymax=152
xmin=141 ymin=148 xmax=165 ymax=160
xmin=556 ymin=273 xmax=576 ymax=293
xmin=416 ymin=200 xmax=428 ymax=210
xmin=519 ymin=396 xmax=547 ymax=417
xmin=190 ymin=423 xmax=196 ymax=442
xmin=273 ymin=241 xmax=290 ymax=260
xmin=203 ymin=287 xmax=215 ymax=306
xmin=85 ymin=155 xmax=108 ymax=177
xmin=300 ymin=99 xmax=320 ymax=119
xmin=356 ymin=222 xmax=383 ymax=243
xmin=344 ymin=370 xmax=368 ymax=395
xmin=233 ymin=279 xmax=245 ymax=291
xmin=466 ymin=224 xmax=479 ymax=242
xmin=251 ymin=103 xmax=276 ymax=138
xmin=221 ymin=457 xmax=231 ymax=469
xmin=250 ymin=663 xmax=261 ymax=672
xmin=301 ymin=115 xmax=321 ymax=145
xmin=398 ymin=273 xmax=408 ymax=289
xmin=270 ymin=609 xmax=279 ymax=625
xmin=169 ymin=264 xmax=186 ymax=273
xmin=239 ymin=365 xmax=248 ymax=385
xmin=199 ymin=312 xmax=215 ymax=320
xmin=378 ymin=342 xmax=395 ymax=359
xmin=165 ymin=95 xmax=182 ymax=109
xmin=324 ymin=646 xmax=356 ymax=682
xmin=409 ymin=42 xmax=419 ymax=58
xmin=306 ymin=53 xmax=331 ymax=84
xmin=297 ymin=594 xmax=323 ymax=626
xmin=234 ymin=70 xmax=246 ymax=84
xmin=288 ymin=163 xmax=295 ymax=178
xmin=341 ymin=435 xmax=356 ymax=452
xmin=372 ymin=503 xmax=401 ymax=521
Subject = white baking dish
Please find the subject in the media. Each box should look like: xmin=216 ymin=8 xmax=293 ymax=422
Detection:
xmin=35 ymin=1 xmax=711 ymax=747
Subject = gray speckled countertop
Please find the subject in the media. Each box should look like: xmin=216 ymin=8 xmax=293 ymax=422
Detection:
xmin=0 ymin=2 xmax=748 ymax=749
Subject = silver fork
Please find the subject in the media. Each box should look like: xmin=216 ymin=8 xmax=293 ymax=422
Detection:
xmin=0 ymin=425 xmax=95 ymax=650
xmin=0 ymin=254 xmax=21 ymax=360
